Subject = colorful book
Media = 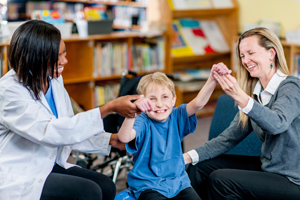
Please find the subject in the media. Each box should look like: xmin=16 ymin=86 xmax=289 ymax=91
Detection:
xmin=171 ymin=19 xmax=230 ymax=57
xmin=170 ymin=20 xmax=194 ymax=57
xmin=167 ymin=0 xmax=211 ymax=10
xmin=32 ymin=10 xmax=65 ymax=24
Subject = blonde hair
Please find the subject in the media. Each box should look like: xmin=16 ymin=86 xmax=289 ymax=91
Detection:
xmin=236 ymin=27 xmax=290 ymax=128
xmin=137 ymin=72 xmax=176 ymax=97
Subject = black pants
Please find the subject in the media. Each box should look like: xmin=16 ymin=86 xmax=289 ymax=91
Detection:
xmin=138 ymin=187 xmax=201 ymax=200
xmin=40 ymin=164 xmax=116 ymax=200
xmin=186 ymin=154 xmax=300 ymax=200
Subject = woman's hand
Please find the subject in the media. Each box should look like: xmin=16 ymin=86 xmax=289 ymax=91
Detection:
xmin=213 ymin=72 xmax=249 ymax=108
xmin=134 ymin=96 xmax=154 ymax=113
xmin=109 ymin=133 xmax=126 ymax=150
xmin=100 ymin=95 xmax=142 ymax=118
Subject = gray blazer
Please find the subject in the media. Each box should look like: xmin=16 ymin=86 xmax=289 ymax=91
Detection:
xmin=194 ymin=76 xmax=300 ymax=185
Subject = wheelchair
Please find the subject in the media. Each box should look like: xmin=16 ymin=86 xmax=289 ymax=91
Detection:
xmin=73 ymin=70 xmax=176 ymax=199
xmin=73 ymin=70 xmax=139 ymax=185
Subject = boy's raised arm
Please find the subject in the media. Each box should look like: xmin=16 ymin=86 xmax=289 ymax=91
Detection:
xmin=118 ymin=118 xmax=137 ymax=143
xmin=118 ymin=96 xmax=154 ymax=143
xmin=186 ymin=63 xmax=231 ymax=116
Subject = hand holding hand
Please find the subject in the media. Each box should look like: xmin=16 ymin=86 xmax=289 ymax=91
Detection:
xmin=134 ymin=96 xmax=154 ymax=113
xmin=213 ymin=72 xmax=249 ymax=108
xmin=213 ymin=72 xmax=239 ymax=96
xmin=109 ymin=134 xmax=126 ymax=150
xmin=211 ymin=62 xmax=232 ymax=82
xmin=111 ymin=95 xmax=142 ymax=118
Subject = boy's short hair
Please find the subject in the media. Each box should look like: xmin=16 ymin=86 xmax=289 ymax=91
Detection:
xmin=137 ymin=72 xmax=176 ymax=97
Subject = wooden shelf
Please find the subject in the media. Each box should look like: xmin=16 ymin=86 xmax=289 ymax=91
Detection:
xmin=113 ymin=25 xmax=141 ymax=30
xmin=63 ymin=77 xmax=94 ymax=84
xmin=1 ymin=0 xmax=239 ymax=117
xmin=172 ymin=7 xmax=238 ymax=19
xmin=161 ymin=0 xmax=238 ymax=116
xmin=172 ymin=52 xmax=231 ymax=66
xmin=63 ymin=32 xmax=141 ymax=42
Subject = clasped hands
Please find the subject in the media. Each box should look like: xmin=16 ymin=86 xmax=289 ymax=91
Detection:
xmin=211 ymin=62 xmax=241 ymax=98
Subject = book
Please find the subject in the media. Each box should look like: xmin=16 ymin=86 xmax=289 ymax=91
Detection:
xmin=293 ymin=53 xmax=300 ymax=78
xmin=200 ymin=20 xmax=230 ymax=52
xmin=167 ymin=0 xmax=212 ymax=10
xmin=171 ymin=19 xmax=230 ymax=57
xmin=170 ymin=20 xmax=194 ymax=57
xmin=167 ymin=0 xmax=232 ymax=10
xmin=173 ymin=69 xmax=211 ymax=82
xmin=211 ymin=0 xmax=233 ymax=8
xmin=32 ymin=10 xmax=65 ymax=24
xmin=94 ymin=84 xmax=120 ymax=107
xmin=70 ymin=98 xmax=84 ymax=115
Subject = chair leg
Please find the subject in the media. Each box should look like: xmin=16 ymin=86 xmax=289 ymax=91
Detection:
xmin=74 ymin=151 xmax=80 ymax=164
xmin=112 ymin=157 xmax=123 ymax=183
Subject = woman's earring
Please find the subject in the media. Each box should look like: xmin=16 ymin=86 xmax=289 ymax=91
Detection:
xmin=270 ymin=63 xmax=273 ymax=69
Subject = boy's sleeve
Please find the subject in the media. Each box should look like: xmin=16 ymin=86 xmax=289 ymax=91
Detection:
xmin=177 ymin=104 xmax=197 ymax=139
xmin=125 ymin=114 xmax=147 ymax=154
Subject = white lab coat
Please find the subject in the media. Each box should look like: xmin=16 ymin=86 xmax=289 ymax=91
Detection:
xmin=0 ymin=70 xmax=112 ymax=200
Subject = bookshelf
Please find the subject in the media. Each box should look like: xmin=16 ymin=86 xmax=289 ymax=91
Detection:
xmin=4 ymin=0 xmax=240 ymax=116
xmin=60 ymin=33 xmax=166 ymax=110
xmin=0 ymin=32 xmax=165 ymax=111
xmin=4 ymin=0 xmax=167 ymax=111
xmin=150 ymin=0 xmax=239 ymax=116
xmin=0 ymin=40 xmax=9 ymax=78
xmin=1 ymin=0 xmax=300 ymax=117
xmin=8 ymin=0 xmax=148 ymax=31
xmin=281 ymin=40 xmax=300 ymax=77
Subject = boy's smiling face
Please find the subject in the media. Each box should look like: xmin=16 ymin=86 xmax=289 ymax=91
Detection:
xmin=145 ymin=83 xmax=176 ymax=122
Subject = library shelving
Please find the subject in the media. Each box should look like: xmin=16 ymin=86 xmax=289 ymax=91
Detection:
xmin=155 ymin=0 xmax=239 ymax=116
xmin=5 ymin=0 xmax=300 ymax=117
xmin=5 ymin=0 xmax=240 ymax=116
xmin=0 ymin=32 xmax=166 ymax=111
xmin=281 ymin=40 xmax=300 ymax=77
xmin=5 ymin=0 xmax=166 ymax=111
xmin=8 ymin=0 xmax=148 ymax=31
xmin=61 ymin=32 xmax=166 ymax=110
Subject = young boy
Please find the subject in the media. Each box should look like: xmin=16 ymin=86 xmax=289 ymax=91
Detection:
xmin=118 ymin=65 xmax=230 ymax=200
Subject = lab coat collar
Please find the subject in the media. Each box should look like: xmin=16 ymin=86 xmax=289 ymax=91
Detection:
xmin=10 ymin=69 xmax=62 ymax=117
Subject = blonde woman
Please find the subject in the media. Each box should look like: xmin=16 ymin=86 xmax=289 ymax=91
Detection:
xmin=184 ymin=27 xmax=300 ymax=200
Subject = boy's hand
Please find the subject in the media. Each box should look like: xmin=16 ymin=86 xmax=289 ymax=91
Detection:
xmin=102 ymin=95 xmax=142 ymax=118
xmin=211 ymin=62 xmax=232 ymax=77
xmin=134 ymin=96 xmax=154 ymax=113
xmin=183 ymin=153 xmax=192 ymax=165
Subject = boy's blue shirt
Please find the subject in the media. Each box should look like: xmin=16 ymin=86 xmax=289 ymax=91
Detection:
xmin=126 ymin=104 xmax=197 ymax=199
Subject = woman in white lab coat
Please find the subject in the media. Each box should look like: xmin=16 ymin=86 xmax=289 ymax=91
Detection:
xmin=0 ymin=20 xmax=140 ymax=200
